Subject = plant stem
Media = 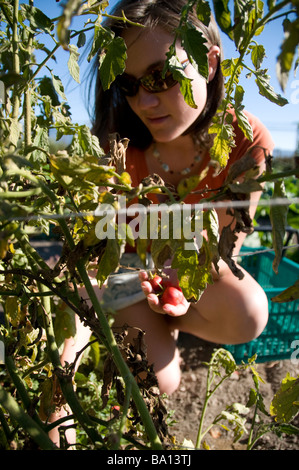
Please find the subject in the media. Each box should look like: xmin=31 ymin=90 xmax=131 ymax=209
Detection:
xmin=0 ymin=188 xmax=42 ymax=198
xmin=11 ymin=0 xmax=20 ymax=121
xmin=5 ymin=356 xmax=45 ymax=429
xmin=0 ymin=406 xmax=11 ymax=445
xmin=76 ymin=262 xmax=163 ymax=450
xmin=24 ymin=1 xmax=34 ymax=148
xmin=39 ymin=282 xmax=102 ymax=446
xmin=0 ymin=384 xmax=58 ymax=450
xmin=112 ymin=381 xmax=132 ymax=450
xmin=247 ymin=401 xmax=259 ymax=450
xmin=195 ymin=387 xmax=211 ymax=449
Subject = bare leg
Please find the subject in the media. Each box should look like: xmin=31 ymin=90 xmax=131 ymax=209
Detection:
xmin=48 ymin=315 xmax=93 ymax=447
xmin=47 ymin=280 xmax=101 ymax=447
xmin=113 ymin=300 xmax=181 ymax=396
xmin=168 ymin=267 xmax=268 ymax=345
xmin=122 ymin=265 xmax=268 ymax=397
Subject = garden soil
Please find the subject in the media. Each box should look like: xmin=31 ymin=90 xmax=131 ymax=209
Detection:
xmin=164 ymin=333 xmax=299 ymax=450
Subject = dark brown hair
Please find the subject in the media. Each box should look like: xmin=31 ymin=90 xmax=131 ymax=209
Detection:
xmin=89 ymin=0 xmax=225 ymax=149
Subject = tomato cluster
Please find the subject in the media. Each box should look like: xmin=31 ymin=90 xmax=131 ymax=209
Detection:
xmin=148 ymin=274 xmax=184 ymax=306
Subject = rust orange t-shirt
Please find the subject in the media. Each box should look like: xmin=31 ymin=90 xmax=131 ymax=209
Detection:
xmin=125 ymin=110 xmax=274 ymax=204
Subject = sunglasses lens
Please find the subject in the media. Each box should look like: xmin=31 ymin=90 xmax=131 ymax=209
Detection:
xmin=116 ymin=69 xmax=178 ymax=96
xmin=141 ymin=69 xmax=177 ymax=93
xmin=116 ymin=74 xmax=139 ymax=96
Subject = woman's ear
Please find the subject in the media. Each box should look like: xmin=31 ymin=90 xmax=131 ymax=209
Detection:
xmin=207 ymin=45 xmax=221 ymax=81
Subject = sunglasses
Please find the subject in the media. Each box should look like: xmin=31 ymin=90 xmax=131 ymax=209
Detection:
xmin=116 ymin=59 xmax=189 ymax=97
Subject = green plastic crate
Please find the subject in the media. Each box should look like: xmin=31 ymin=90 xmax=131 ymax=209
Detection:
xmin=225 ymin=247 xmax=299 ymax=363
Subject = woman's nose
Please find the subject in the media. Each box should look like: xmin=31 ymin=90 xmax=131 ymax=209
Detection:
xmin=137 ymin=86 xmax=160 ymax=109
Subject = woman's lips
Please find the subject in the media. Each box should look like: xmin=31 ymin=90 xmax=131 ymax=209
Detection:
xmin=146 ymin=115 xmax=169 ymax=125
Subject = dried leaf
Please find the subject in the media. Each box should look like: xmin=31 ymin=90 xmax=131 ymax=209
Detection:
xmin=225 ymin=152 xmax=257 ymax=184
xmin=108 ymin=133 xmax=129 ymax=174
xmin=218 ymin=225 xmax=244 ymax=280
xmin=271 ymin=279 xmax=299 ymax=303
xmin=269 ymin=181 xmax=289 ymax=273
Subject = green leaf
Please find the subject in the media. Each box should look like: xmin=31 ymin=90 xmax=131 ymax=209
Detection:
xmin=96 ymin=238 xmax=121 ymax=286
xmin=71 ymin=125 xmax=104 ymax=157
xmin=38 ymin=76 xmax=60 ymax=106
xmin=31 ymin=126 xmax=49 ymax=164
xmin=254 ymin=69 xmax=288 ymax=106
xmin=235 ymin=108 xmax=254 ymax=142
xmin=99 ymin=36 xmax=127 ymax=91
xmin=87 ymin=24 xmax=114 ymax=62
xmin=172 ymin=240 xmax=213 ymax=302
xmin=250 ymin=43 xmax=266 ymax=69
xmin=233 ymin=86 xmax=253 ymax=141
xmin=180 ymin=24 xmax=209 ymax=80
xmin=20 ymin=4 xmax=53 ymax=33
xmin=77 ymin=32 xmax=86 ymax=48
xmin=208 ymin=119 xmax=235 ymax=168
xmin=196 ymin=0 xmax=211 ymax=26
xmin=164 ymin=55 xmax=197 ymax=108
xmin=9 ymin=119 xmax=21 ymax=147
xmin=54 ymin=303 xmax=76 ymax=348
xmin=50 ymin=72 xmax=67 ymax=102
xmin=68 ymin=44 xmax=80 ymax=83
xmin=49 ymin=152 xmax=114 ymax=187
xmin=246 ymin=388 xmax=258 ymax=408
xmin=270 ymin=373 xmax=299 ymax=423
xmin=269 ymin=180 xmax=289 ymax=274
xmin=276 ymin=18 xmax=299 ymax=91
xmin=221 ymin=58 xmax=239 ymax=78
xmin=212 ymin=0 xmax=233 ymax=39
xmin=151 ymin=238 xmax=178 ymax=271
xmin=233 ymin=0 xmax=264 ymax=51
xmin=56 ymin=0 xmax=82 ymax=48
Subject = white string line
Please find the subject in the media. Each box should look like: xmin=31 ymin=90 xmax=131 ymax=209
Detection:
xmin=234 ymin=244 xmax=299 ymax=257
xmin=2 ymin=196 xmax=299 ymax=223
xmin=98 ymin=244 xmax=299 ymax=280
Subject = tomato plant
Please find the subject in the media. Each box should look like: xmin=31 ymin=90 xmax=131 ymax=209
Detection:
xmin=0 ymin=0 xmax=298 ymax=451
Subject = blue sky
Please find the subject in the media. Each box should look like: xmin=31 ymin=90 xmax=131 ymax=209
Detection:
xmin=38 ymin=0 xmax=298 ymax=154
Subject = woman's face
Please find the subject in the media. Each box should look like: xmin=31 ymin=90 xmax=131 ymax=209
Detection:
xmin=122 ymin=26 xmax=218 ymax=144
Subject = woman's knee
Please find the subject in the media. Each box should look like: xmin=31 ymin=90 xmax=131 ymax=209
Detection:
xmin=233 ymin=285 xmax=269 ymax=343
xmin=155 ymin=347 xmax=181 ymax=395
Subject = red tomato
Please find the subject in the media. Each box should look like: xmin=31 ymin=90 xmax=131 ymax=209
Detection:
xmin=161 ymin=286 xmax=184 ymax=306
xmin=149 ymin=275 xmax=163 ymax=293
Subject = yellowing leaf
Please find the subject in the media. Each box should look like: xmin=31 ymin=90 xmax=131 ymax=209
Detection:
xmin=5 ymin=296 xmax=23 ymax=328
xmin=270 ymin=373 xmax=299 ymax=423
xmin=177 ymin=169 xmax=209 ymax=199
xmin=119 ymin=171 xmax=132 ymax=186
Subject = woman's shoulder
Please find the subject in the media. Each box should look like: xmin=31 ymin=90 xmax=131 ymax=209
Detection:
xmin=227 ymin=107 xmax=275 ymax=165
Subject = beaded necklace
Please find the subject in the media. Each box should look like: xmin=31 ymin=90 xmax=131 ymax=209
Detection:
xmin=152 ymin=141 xmax=205 ymax=176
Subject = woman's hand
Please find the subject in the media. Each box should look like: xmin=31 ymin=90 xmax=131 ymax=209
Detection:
xmin=139 ymin=271 xmax=190 ymax=317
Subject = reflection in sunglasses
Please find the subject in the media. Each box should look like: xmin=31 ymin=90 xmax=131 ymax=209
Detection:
xmin=116 ymin=59 xmax=189 ymax=96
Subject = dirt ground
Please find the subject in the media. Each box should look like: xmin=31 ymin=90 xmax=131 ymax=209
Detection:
xmin=164 ymin=333 xmax=299 ymax=450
